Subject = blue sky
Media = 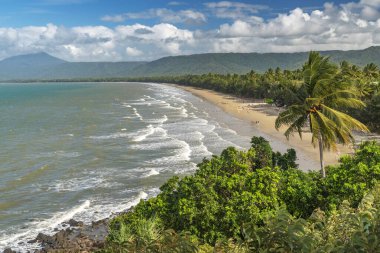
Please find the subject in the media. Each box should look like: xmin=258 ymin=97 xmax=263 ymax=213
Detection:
xmin=0 ymin=0 xmax=379 ymax=61
xmin=0 ymin=0 xmax=350 ymax=27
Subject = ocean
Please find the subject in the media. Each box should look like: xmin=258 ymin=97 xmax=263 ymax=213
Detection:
xmin=0 ymin=82 xmax=317 ymax=251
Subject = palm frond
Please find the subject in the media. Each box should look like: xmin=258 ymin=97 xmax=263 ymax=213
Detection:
xmin=321 ymin=105 xmax=369 ymax=133
xmin=275 ymin=105 xmax=306 ymax=130
xmin=283 ymin=115 xmax=308 ymax=139
xmin=328 ymin=98 xmax=365 ymax=109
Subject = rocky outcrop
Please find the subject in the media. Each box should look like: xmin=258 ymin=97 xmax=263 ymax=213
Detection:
xmin=4 ymin=218 xmax=109 ymax=253
xmin=35 ymin=219 xmax=108 ymax=253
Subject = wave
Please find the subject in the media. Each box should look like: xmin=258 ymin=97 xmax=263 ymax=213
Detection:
xmin=0 ymin=200 xmax=90 ymax=251
xmin=148 ymin=139 xmax=191 ymax=165
xmin=192 ymin=131 xmax=213 ymax=157
xmin=46 ymin=177 xmax=107 ymax=192
xmin=211 ymin=131 xmax=245 ymax=150
xmin=174 ymin=162 xmax=198 ymax=174
xmin=180 ymin=107 xmax=188 ymax=117
xmin=111 ymin=191 xmax=148 ymax=213
xmin=0 ymin=190 xmax=150 ymax=251
xmin=88 ymin=132 xmax=128 ymax=140
xmin=133 ymin=108 xmax=143 ymax=120
xmin=77 ymin=191 xmax=149 ymax=223
xmin=141 ymin=168 xmax=160 ymax=178
xmin=130 ymin=138 xmax=176 ymax=151
xmin=121 ymin=103 xmax=131 ymax=108
xmin=165 ymin=118 xmax=215 ymax=134
xmin=144 ymin=115 xmax=168 ymax=124
xmin=132 ymin=125 xmax=154 ymax=142
xmin=225 ymin=128 xmax=238 ymax=135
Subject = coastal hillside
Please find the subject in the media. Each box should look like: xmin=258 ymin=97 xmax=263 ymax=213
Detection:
xmin=132 ymin=46 xmax=380 ymax=76
xmin=0 ymin=53 xmax=145 ymax=80
xmin=1 ymin=46 xmax=380 ymax=80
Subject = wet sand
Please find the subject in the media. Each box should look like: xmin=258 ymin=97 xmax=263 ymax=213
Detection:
xmin=174 ymin=85 xmax=354 ymax=169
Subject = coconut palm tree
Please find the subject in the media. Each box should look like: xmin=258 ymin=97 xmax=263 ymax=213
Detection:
xmin=275 ymin=52 xmax=369 ymax=177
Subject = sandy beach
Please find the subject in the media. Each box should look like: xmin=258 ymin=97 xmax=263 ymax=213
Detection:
xmin=174 ymin=85 xmax=355 ymax=169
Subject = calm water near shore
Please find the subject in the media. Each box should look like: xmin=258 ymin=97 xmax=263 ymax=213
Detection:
xmin=0 ymin=82 xmax=318 ymax=251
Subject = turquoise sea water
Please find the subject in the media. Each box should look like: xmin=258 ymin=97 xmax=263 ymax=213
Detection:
xmin=0 ymin=82 xmax=318 ymax=251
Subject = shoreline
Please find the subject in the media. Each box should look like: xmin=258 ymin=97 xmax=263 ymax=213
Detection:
xmin=172 ymin=84 xmax=354 ymax=169
xmin=1 ymin=81 xmax=362 ymax=252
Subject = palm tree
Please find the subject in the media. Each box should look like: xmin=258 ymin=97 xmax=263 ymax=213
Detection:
xmin=339 ymin=61 xmax=376 ymax=98
xmin=275 ymin=52 xmax=369 ymax=177
xmin=363 ymin=63 xmax=379 ymax=80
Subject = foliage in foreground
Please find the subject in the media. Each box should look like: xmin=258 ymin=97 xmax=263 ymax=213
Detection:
xmin=102 ymin=139 xmax=380 ymax=252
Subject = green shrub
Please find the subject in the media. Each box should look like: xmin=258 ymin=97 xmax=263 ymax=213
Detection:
xmin=324 ymin=141 xmax=380 ymax=209
xmin=111 ymin=145 xmax=282 ymax=244
xmin=279 ymin=169 xmax=323 ymax=217
xmin=105 ymin=139 xmax=380 ymax=252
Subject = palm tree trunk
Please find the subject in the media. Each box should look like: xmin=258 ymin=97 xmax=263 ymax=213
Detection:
xmin=318 ymin=134 xmax=325 ymax=178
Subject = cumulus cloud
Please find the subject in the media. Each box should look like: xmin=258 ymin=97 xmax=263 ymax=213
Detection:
xmin=2 ymin=0 xmax=380 ymax=61
xmin=214 ymin=1 xmax=380 ymax=52
xmin=0 ymin=23 xmax=195 ymax=61
xmin=126 ymin=46 xmax=143 ymax=56
xmin=101 ymin=8 xmax=206 ymax=25
xmin=360 ymin=0 xmax=380 ymax=8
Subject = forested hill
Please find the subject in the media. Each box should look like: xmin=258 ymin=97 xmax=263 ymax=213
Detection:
xmin=1 ymin=46 xmax=380 ymax=80
xmin=140 ymin=46 xmax=380 ymax=75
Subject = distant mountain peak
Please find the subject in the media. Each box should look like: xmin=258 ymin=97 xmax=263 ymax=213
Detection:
xmin=1 ymin=52 xmax=66 ymax=66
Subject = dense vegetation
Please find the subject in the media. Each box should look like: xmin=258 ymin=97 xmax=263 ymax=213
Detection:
xmin=101 ymin=139 xmax=380 ymax=252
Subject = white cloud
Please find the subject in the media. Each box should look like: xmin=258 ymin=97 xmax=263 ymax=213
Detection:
xmin=101 ymin=8 xmax=206 ymax=25
xmin=101 ymin=15 xmax=125 ymax=22
xmin=1 ymin=0 xmax=380 ymax=61
xmin=126 ymin=47 xmax=143 ymax=56
xmin=0 ymin=23 xmax=195 ymax=61
xmin=360 ymin=0 xmax=380 ymax=8
xmin=213 ymin=1 xmax=380 ymax=53
xmin=168 ymin=1 xmax=186 ymax=6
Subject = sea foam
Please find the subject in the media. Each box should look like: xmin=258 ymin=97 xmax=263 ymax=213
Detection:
xmin=89 ymin=132 xmax=128 ymax=140
xmin=141 ymin=168 xmax=160 ymax=178
xmin=0 ymin=200 xmax=90 ymax=251
xmin=132 ymin=125 xmax=157 ymax=142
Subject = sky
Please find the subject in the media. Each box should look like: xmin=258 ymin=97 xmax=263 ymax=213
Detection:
xmin=0 ymin=0 xmax=379 ymax=61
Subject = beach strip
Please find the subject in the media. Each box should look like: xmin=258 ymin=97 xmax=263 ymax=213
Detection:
xmin=174 ymin=85 xmax=353 ymax=168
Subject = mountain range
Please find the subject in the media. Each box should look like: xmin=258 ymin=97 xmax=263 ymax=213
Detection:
xmin=1 ymin=46 xmax=380 ymax=80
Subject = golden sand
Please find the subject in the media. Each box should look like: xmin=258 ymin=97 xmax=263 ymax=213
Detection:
xmin=175 ymin=85 xmax=353 ymax=168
